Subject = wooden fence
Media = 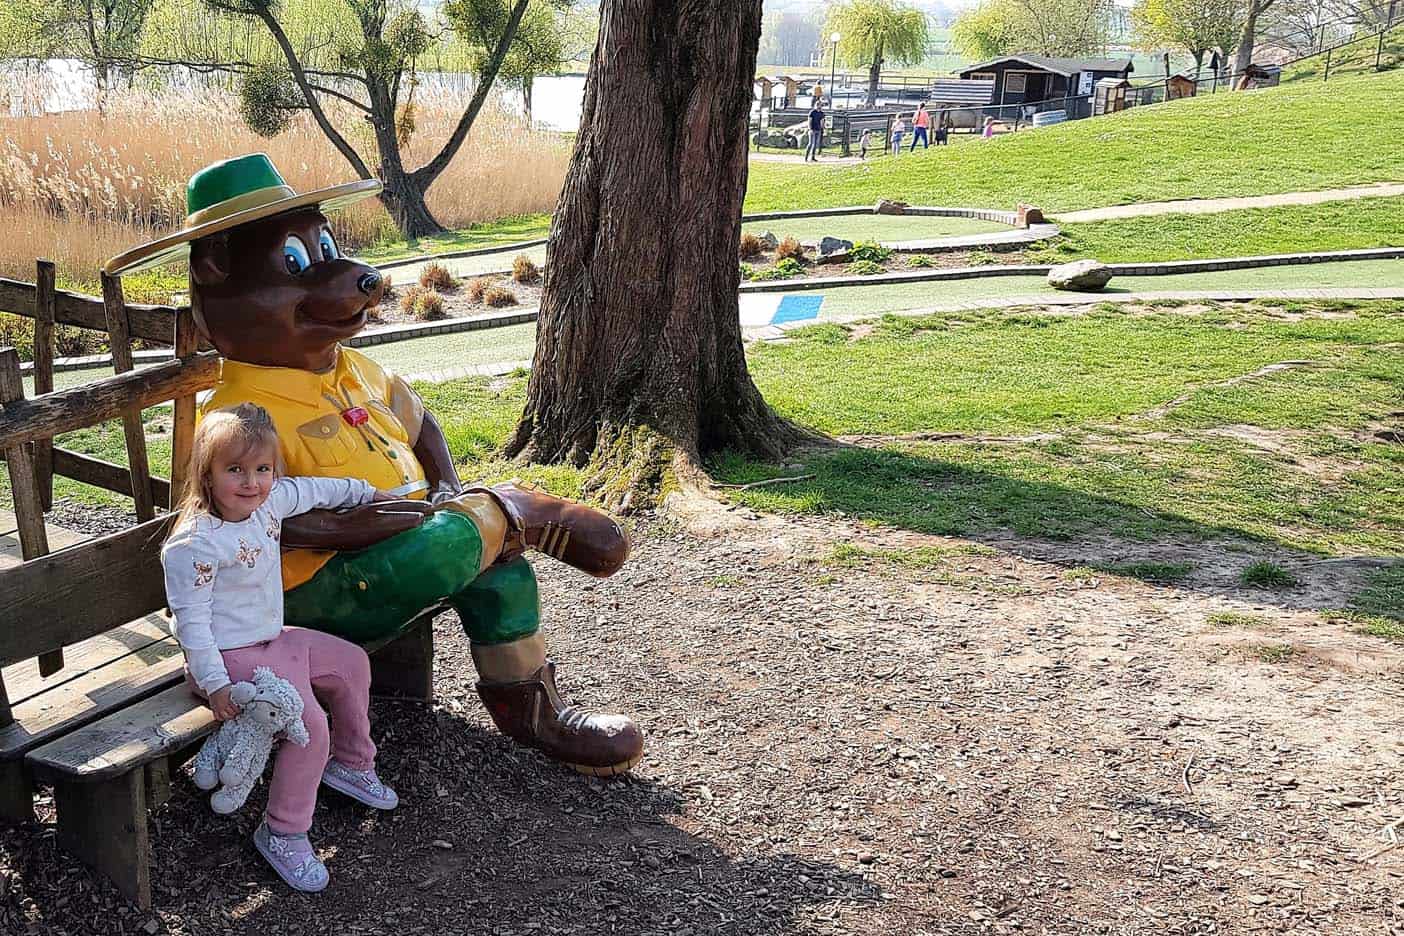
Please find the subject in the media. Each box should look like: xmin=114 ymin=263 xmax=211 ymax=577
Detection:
xmin=0 ymin=263 xmax=216 ymax=685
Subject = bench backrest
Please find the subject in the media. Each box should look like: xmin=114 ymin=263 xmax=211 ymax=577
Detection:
xmin=0 ymin=264 xmax=213 ymax=724
xmin=0 ymin=515 xmax=174 ymax=671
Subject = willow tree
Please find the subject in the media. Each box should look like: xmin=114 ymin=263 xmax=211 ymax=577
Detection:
xmin=825 ymin=0 xmax=931 ymax=107
xmin=506 ymin=0 xmax=805 ymax=506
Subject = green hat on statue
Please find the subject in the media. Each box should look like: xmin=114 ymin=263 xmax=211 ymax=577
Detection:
xmin=104 ymin=153 xmax=382 ymax=276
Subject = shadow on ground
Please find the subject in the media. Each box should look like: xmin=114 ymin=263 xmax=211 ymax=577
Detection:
xmin=715 ymin=442 xmax=1400 ymax=616
xmin=0 ymin=700 xmax=877 ymax=935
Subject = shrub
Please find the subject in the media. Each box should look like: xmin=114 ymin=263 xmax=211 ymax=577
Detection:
xmin=1241 ymin=561 xmax=1298 ymax=588
xmin=419 ymin=261 xmax=457 ymax=291
xmin=412 ymin=289 xmax=446 ymax=321
xmin=466 ymin=277 xmax=490 ymax=302
xmin=738 ymin=232 xmax=765 ymax=260
xmin=968 ymin=250 xmax=999 ymax=266
xmin=739 ymin=262 xmax=755 ymax=280
xmin=775 ymin=236 xmax=805 ymax=261
xmin=907 ymin=254 xmax=935 ymax=268
xmin=483 ymin=285 xmax=518 ymax=307
xmin=848 ymin=259 xmax=886 ymax=276
xmin=749 ymin=257 xmax=805 ymax=281
xmin=849 ymin=240 xmax=892 ymax=263
xmin=512 ymin=254 xmax=540 ymax=284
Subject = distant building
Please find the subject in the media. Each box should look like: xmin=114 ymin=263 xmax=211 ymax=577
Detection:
xmin=957 ymin=55 xmax=1134 ymax=108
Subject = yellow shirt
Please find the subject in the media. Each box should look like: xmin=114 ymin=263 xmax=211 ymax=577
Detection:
xmin=200 ymin=347 xmax=427 ymax=590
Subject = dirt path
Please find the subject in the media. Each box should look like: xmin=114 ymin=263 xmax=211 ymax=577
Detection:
xmin=2 ymin=505 xmax=1401 ymax=935
xmin=1052 ymin=182 xmax=1404 ymax=224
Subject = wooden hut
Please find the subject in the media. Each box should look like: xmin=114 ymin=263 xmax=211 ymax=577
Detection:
xmin=958 ymin=55 xmax=1133 ymax=114
xmin=1167 ymin=73 xmax=1197 ymax=100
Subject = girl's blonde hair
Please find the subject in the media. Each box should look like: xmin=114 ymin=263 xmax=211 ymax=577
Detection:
xmin=170 ymin=402 xmax=284 ymax=534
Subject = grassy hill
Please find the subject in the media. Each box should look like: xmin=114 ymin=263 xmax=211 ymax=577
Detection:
xmin=744 ymin=69 xmax=1404 ymax=213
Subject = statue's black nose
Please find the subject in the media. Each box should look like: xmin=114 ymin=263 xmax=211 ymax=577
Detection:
xmin=358 ymin=271 xmax=382 ymax=295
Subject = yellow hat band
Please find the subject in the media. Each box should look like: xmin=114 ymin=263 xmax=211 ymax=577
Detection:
xmin=185 ymin=184 xmax=298 ymax=227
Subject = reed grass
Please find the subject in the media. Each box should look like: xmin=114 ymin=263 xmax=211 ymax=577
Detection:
xmin=0 ymin=81 xmax=570 ymax=292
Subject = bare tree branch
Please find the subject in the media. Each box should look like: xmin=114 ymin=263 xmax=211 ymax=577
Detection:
xmin=410 ymin=0 xmax=530 ymax=190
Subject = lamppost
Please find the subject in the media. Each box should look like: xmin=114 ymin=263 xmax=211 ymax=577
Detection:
xmin=829 ymin=32 xmax=841 ymax=108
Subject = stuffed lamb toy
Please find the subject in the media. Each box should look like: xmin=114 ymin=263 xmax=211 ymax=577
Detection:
xmin=192 ymin=666 xmax=310 ymax=814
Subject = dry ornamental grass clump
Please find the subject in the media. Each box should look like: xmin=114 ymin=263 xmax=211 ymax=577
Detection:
xmin=418 ymin=261 xmax=457 ymax=291
xmin=466 ymin=277 xmax=490 ymax=302
xmin=511 ymin=254 xmax=540 ymax=284
xmin=483 ymin=285 xmax=517 ymax=307
xmin=412 ymin=289 xmax=446 ymax=321
xmin=776 ymin=236 xmax=805 ymax=261
xmin=738 ymin=232 xmax=764 ymax=260
xmin=398 ymin=284 xmax=424 ymax=315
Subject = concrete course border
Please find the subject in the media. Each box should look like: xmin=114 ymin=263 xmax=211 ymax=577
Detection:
xmin=22 ymin=248 xmax=1403 ymax=376
xmin=739 ymin=247 xmax=1404 ymax=294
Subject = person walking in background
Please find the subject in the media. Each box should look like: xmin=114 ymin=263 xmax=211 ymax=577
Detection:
xmin=891 ymin=115 xmax=906 ymax=156
xmin=982 ymin=116 xmax=995 ymax=139
xmin=859 ymin=128 xmax=873 ymax=159
xmin=805 ymin=102 xmax=826 ymax=162
xmin=910 ymin=103 xmax=930 ymax=151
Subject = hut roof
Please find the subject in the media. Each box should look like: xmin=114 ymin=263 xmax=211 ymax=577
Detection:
xmin=960 ymin=55 xmax=1134 ymax=77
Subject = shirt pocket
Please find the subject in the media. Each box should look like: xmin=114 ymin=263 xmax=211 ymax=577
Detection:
xmin=297 ymin=414 xmax=356 ymax=468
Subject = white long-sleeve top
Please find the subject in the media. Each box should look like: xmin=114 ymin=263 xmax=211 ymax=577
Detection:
xmin=161 ymin=476 xmax=377 ymax=694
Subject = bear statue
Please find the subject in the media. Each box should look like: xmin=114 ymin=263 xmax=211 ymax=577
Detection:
xmin=105 ymin=154 xmax=643 ymax=776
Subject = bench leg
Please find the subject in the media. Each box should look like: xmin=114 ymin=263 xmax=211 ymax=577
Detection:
xmin=370 ymin=615 xmax=435 ymax=702
xmin=0 ymin=760 xmax=35 ymax=824
xmin=53 ymin=771 xmax=150 ymax=909
xmin=145 ymin=758 xmax=171 ymax=810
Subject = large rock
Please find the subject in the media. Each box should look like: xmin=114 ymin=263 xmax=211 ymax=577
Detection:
xmin=757 ymin=230 xmax=779 ymax=250
xmin=817 ymin=236 xmax=854 ymax=264
xmin=875 ymin=199 xmax=909 ymax=215
xmin=1048 ymin=259 xmax=1113 ymax=291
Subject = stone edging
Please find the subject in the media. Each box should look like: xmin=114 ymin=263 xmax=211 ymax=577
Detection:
xmin=739 ymin=247 xmax=1404 ymax=294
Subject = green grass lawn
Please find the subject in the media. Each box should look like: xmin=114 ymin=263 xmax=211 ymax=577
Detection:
xmin=1281 ymin=24 xmax=1404 ymax=83
xmin=355 ymin=214 xmax=553 ymax=265
xmin=743 ymin=70 xmax=1404 ymax=214
xmin=1030 ymin=196 xmax=1404 ymax=264
xmin=743 ymin=214 xmax=1007 ymax=243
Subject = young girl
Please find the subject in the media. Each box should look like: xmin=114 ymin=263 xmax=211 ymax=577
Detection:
xmin=162 ymin=403 xmax=403 ymax=893
xmin=859 ymin=128 xmax=873 ymax=160
xmin=890 ymin=116 xmax=906 ymax=156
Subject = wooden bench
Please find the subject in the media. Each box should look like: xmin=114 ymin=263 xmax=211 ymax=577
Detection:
xmin=0 ymin=266 xmax=438 ymax=907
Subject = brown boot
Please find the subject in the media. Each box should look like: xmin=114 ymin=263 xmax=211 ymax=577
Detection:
xmin=468 ymin=481 xmax=629 ymax=578
xmin=472 ymin=637 xmax=643 ymax=777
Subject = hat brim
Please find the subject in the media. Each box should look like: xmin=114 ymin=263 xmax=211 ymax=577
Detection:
xmin=103 ymin=178 xmax=384 ymax=277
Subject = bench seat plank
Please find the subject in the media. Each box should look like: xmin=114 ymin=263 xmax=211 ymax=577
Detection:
xmin=2 ymin=615 xmax=171 ymax=705
xmin=0 ymin=649 xmax=184 ymax=761
xmin=27 ymin=683 xmax=213 ymax=783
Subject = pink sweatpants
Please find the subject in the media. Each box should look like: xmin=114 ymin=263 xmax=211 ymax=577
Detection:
xmin=186 ymin=627 xmax=377 ymax=835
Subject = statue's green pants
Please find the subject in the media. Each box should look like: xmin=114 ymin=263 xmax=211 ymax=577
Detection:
xmin=283 ymin=511 xmax=539 ymax=646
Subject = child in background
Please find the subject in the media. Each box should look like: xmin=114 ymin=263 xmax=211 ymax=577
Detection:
xmin=983 ymin=116 xmax=996 ymax=139
xmin=891 ymin=116 xmax=906 ymax=156
xmin=162 ymin=403 xmax=407 ymax=893
xmin=859 ymin=128 xmax=873 ymax=159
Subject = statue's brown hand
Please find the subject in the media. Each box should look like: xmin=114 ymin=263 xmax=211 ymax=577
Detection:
xmin=281 ymin=501 xmax=437 ymax=551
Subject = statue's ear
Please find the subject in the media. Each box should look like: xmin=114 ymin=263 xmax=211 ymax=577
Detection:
xmin=190 ymin=234 xmax=230 ymax=287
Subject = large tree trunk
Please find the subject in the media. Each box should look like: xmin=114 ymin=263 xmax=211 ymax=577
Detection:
xmin=1234 ymin=2 xmax=1265 ymax=77
xmin=380 ymin=174 xmax=444 ymax=239
xmin=866 ymin=40 xmax=885 ymax=107
xmin=505 ymin=0 xmax=806 ymax=508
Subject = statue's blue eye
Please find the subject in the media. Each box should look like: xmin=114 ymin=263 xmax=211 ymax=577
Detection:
xmin=319 ymin=228 xmax=339 ymax=261
xmin=283 ymin=235 xmax=311 ymax=274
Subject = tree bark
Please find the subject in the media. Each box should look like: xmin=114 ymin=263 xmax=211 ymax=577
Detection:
xmin=866 ymin=39 xmax=885 ymax=107
xmin=1233 ymin=1 xmax=1273 ymax=77
xmin=505 ymin=0 xmax=806 ymax=507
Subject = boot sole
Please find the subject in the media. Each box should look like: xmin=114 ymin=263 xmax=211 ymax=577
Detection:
xmin=567 ymin=752 xmax=643 ymax=778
